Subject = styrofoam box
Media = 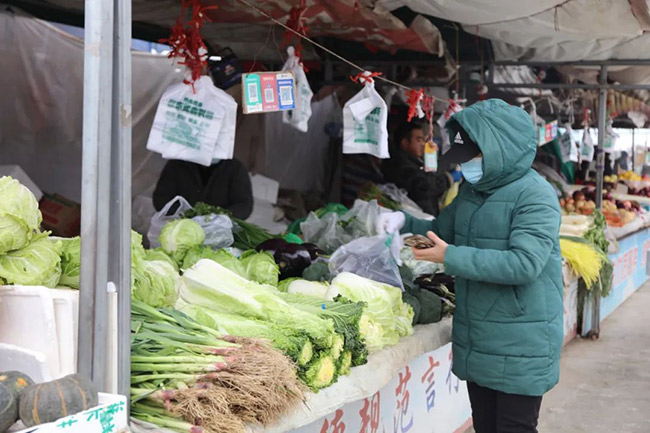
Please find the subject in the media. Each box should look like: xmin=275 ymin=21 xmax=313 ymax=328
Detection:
xmin=0 ymin=286 xmax=79 ymax=379
xmin=9 ymin=393 xmax=128 ymax=433
xmin=0 ymin=165 xmax=43 ymax=201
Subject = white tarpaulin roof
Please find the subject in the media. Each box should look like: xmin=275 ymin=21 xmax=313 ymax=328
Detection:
xmin=379 ymin=0 xmax=650 ymax=62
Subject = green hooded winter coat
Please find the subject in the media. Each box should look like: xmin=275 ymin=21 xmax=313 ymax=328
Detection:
xmin=403 ymin=99 xmax=563 ymax=396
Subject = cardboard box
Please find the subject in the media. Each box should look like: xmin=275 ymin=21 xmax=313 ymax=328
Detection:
xmin=39 ymin=194 xmax=81 ymax=237
xmin=0 ymin=165 xmax=43 ymax=200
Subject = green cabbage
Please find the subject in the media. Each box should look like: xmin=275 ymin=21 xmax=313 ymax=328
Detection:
xmin=132 ymin=259 xmax=179 ymax=308
xmin=0 ymin=232 xmax=62 ymax=287
xmin=182 ymin=246 xmax=244 ymax=276
xmin=144 ymin=248 xmax=178 ymax=272
xmin=327 ymin=272 xmax=414 ymax=352
xmin=0 ymin=176 xmax=42 ymax=254
xmin=239 ymin=250 xmax=280 ymax=286
xmin=159 ymin=219 xmax=205 ymax=265
xmin=58 ymin=236 xmax=81 ymax=289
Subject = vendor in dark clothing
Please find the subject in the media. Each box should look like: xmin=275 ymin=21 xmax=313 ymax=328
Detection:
xmin=153 ymin=158 xmax=254 ymax=219
xmin=382 ymin=123 xmax=452 ymax=216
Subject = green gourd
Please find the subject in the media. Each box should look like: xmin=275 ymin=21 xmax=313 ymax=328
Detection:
xmin=0 ymin=371 xmax=34 ymax=432
xmin=19 ymin=374 xmax=98 ymax=427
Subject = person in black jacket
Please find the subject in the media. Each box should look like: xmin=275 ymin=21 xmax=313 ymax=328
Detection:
xmin=153 ymin=158 xmax=254 ymax=219
xmin=382 ymin=122 xmax=452 ymax=217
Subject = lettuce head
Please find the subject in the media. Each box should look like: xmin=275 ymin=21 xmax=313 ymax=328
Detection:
xmin=239 ymin=250 xmax=280 ymax=286
xmin=132 ymin=259 xmax=179 ymax=308
xmin=159 ymin=219 xmax=205 ymax=264
xmin=182 ymin=246 xmax=245 ymax=276
xmin=0 ymin=176 xmax=42 ymax=254
xmin=58 ymin=236 xmax=81 ymax=289
xmin=0 ymin=232 xmax=62 ymax=287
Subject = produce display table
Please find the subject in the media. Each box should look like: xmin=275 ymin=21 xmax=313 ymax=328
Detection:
xmin=132 ymin=319 xmax=473 ymax=433
xmin=267 ymin=319 xmax=469 ymax=433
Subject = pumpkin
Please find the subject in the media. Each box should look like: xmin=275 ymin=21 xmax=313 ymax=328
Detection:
xmin=19 ymin=374 xmax=98 ymax=427
xmin=0 ymin=371 xmax=34 ymax=397
xmin=0 ymin=371 xmax=34 ymax=432
xmin=0 ymin=382 xmax=19 ymax=433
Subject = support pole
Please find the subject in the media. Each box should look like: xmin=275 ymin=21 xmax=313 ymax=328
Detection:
xmin=632 ymin=128 xmax=636 ymax=173
xmin=111 ymin=0 xmax=132 ymax=402
xmin=78 ymin=0 xmax=114 ymax=391
xmin=595 ymin=66 xmax=608 ymax=210
xmin=589 ymin=65 xmax=608 ymax=339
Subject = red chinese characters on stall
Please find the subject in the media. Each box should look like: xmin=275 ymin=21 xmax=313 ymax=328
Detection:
xmin=321 ymin=409 xmax=346 ymax=433
xmin=393 ymin=366 xmax=414 ymax=433
xmin=359 ymin=391 xmax=381 ymax=433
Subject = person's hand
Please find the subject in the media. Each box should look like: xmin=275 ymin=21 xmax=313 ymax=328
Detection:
xmin=375 ymin=211 xmax=405 ymax=235
xmin=412 ymin=231 xmax=448 ymax=263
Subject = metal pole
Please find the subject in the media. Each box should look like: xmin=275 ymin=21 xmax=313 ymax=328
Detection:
xmin=110 ymin=0 xmax=132 ymax=402
xmin=632 ymin=128 xmax=636 ymax=173
xmin=589 ymin=65 xmax=608 ymax=339
xmin=78 ymin=0 xmax=115 ymax=390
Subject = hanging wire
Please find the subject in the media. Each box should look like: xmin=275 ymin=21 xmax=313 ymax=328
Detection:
xmin=232 ymin=0 xmax=453 ymax=107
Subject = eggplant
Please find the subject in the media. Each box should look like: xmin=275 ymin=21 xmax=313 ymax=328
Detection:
xmin=415 ymin=273 xmax=455 ymax=293
xmin=274 ymin=243 xmax=312 ymax=280
xmin=301 ymin=243 xmax=326 ymax=261
xmin=256 ymin=238 xmax=288 ymax=256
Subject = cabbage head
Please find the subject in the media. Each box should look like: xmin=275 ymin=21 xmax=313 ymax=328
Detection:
xmin=0 ymin=232 xmax=62 ymax=287
xmin=0 ymin=176 xmax=42 ymax=254
xmin=132 ymin=259 xmax=179 ymax=308
xmin=144 ymin=248 xmax=178 ymax=272
xmin=239 ymin=250 xmax=280 ymax=286
xmin=182 ymin=246 xmax=245 ymax=276
xmin=159 ymin=219 xmax=205 ymax=265
xmin=58 ymin=236 xmax=81 ymax=289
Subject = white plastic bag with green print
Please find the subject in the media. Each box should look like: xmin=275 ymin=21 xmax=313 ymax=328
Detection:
xmin=147 ymin=76 xmax=226 ymax=166
xmin=580 ymin=128 xmax=595 ymax=163
xmin=282 ymin=47 xmax=313 ymax=132
xmin=342 ymin=75 xmax=389 ymax=159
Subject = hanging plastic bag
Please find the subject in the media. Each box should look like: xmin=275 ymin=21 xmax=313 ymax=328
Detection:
xmin=147 ymin=76 xmax=230 ymax=166
xmin=437 ymin=101 xmax=463 ymax=154
xmin=211 ymin=86 xmax=238 ymax=160
xmin=190 ymin=213 xmax=234 ymax=249
xmin=301 ymin=212 xmax=353 ymax=254
xmin=581 ymin=128 xmax=595 ymax=163
xmin=147 ymin=196 xmax=192 ymax=248
xmin=343 ymin=73 xmax=389 ymax=159
xmin=282 ymin=47 xmax=313 ymax=132
xmin=328 ymin=235 xmax=403 ymax=289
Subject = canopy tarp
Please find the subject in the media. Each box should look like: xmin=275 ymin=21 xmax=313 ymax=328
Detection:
xmin=380 ymin=0 xmax=650 ymax=62
xmin=28 ymin=0 xmax=445 ymax=58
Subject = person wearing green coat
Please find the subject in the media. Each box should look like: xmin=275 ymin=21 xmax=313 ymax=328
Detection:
xmin=377 ymin=99 xmax=563 ymax=433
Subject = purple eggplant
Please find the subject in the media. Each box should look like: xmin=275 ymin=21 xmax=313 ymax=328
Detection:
xmin=301 ymin=243 xmax=326 ymax=261
xmin=274 ymin=243 xmax=312 ymax=280
xmin=256 ymin=238 xmax=289 ymax=256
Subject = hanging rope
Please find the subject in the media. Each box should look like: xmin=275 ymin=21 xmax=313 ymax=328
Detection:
xmin=232 ymin=0 xmax=453 ymax=107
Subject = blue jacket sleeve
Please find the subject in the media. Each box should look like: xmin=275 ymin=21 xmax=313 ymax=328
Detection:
xmin=443 ymin=190 xmax=560 ymax=286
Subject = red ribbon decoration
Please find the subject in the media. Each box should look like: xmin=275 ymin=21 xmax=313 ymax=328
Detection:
xmin=282 ymin=0 xmax=309 ymax=69
xmin=350 ymin=71 xmax=383 ymax=85
xmin=421 ymin=94 xmax=437 ymax=143
xmin=159 ymin=0 xmax=218 ymax=90
xmin=405 ymin=88 xmax=423 ymax=122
